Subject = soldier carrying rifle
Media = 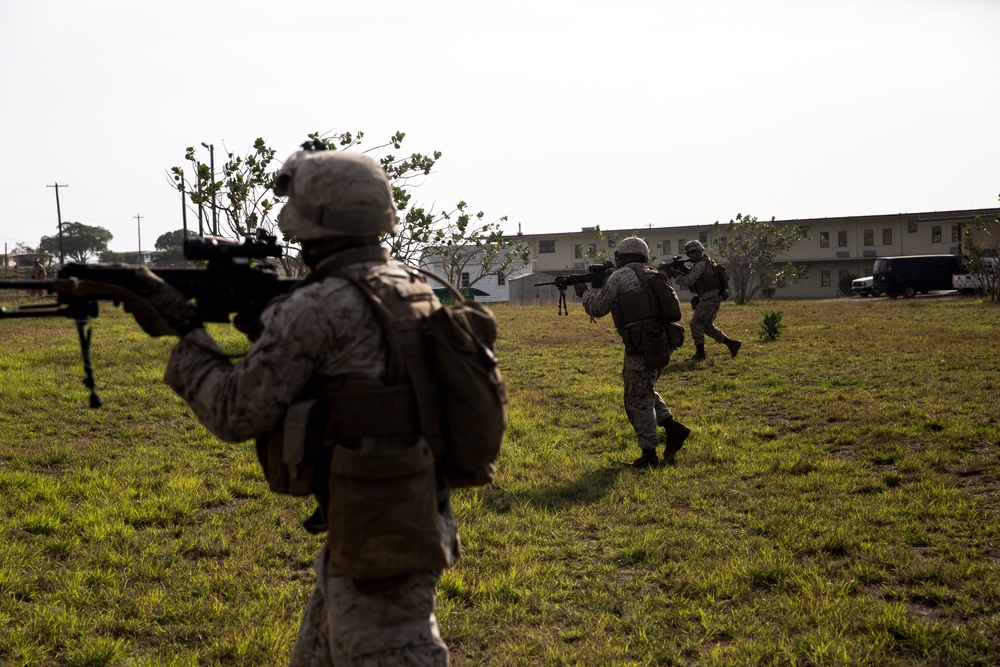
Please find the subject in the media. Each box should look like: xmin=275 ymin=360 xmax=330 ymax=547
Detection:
xmin=573 ymin=237 xmax=691 ymax=468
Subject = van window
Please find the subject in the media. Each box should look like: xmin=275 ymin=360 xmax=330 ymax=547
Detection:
xmin=874 ymin=259 xmax=887 ymax=274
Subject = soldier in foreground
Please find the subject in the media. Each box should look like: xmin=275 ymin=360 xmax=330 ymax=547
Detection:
xmin=128 ymin=147 xmax=458 ymax=665
xmin=666 ymin=240 xmax=741 ymax=362
xmin=573 ymin=237 xmax=691 ymax=467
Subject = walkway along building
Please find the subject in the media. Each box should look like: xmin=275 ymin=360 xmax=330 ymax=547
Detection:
xmin=507 ymin=207 xmax=999 ymax=301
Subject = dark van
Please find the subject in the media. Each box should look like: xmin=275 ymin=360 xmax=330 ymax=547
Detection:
xmin=871 ymin=254 xmax=964 ymax=298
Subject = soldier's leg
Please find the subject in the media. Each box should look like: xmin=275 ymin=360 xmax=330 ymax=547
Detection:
xmin=650 ymin=367 xmax=671 ymax=425
xmin=622 ymin=358 xmax=660 ymax=465
xmin=698 ymin=298 xmax=727 ymax=344
xmin=289 ymin=545 xmax=449 ymax=667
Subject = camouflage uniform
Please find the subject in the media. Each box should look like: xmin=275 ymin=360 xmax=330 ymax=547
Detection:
xmin=673 ymin=255 xmax=728 ymax=347
xmin=163 ymin=252 xmax=455 ymax=666
xmin=30 ymin=260 xmax=46 ymax=297
xmin=582 ymin=263 xmax=672 ymax=452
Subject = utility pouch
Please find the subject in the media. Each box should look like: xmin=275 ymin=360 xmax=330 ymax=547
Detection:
xmin=255 ymin=399 xmax=331 ymax=497
xmin=326 ymin=438 xmax=448 ymax=580
xmin=665 ymin=321 xmax=685 ymax=350
xmin=639 ymin=321 xmax=671 ymax=370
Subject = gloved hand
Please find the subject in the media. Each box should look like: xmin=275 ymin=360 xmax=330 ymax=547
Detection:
xmin=573 ymin=282 xmax=589 ymax=298
xmin=126 ymin=267 xmax=202 ymax=337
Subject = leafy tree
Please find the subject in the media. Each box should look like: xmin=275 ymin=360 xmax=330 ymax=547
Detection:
xmin=839 ymin=273 xmax=859 ymax=297
xmin=154 ymin=229 xmax=199 ymax=264
xmin=419 ymin=203 xmax=531 ymax=290
xmin=169 ymin=130 xmax=522 ymax=284
xmin=12 ymin=242 xmax=37 ymax=254
xmin=98 ymin=250 xmax=127 ymax=263
xmin=711 ymin=213 xmax=806 ymax=304
xmin=964 ymin=202 xmax=999 ymax=303
xmin=39 ymin=222 xmax=113 ymax=264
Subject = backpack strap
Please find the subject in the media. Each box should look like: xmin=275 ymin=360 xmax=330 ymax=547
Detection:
xmin=297 ymin=246 xmax=390 ymax=288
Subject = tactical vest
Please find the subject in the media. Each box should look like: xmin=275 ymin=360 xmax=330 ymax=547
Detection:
xmin=255 ymin=247 xmax=452 ymax=580
xmin=610 ymin=266 xmax=684 ymax=369
xmin=692 ymin=258 xmax=723 ymax=294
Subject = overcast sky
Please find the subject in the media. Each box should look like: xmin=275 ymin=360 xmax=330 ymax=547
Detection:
xmin=1 ymin=0 xmax=997 ymax=254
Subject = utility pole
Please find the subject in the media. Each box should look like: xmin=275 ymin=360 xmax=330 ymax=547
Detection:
xmin=47 ymin=182 xmax=68 ymax=266
xmin=135 ymin=214 xmax=143 ymax=265
xmin=201 ymin=142 xmax=217 ymax=235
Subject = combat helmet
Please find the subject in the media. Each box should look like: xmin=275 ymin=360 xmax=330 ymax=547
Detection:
xmin=684 ymin=240 xmax=705 ymax=254
xmin=274 ymin=146 xmax=397 ymax=240
xmin=615 ymin=236 xmax=650 ymax=262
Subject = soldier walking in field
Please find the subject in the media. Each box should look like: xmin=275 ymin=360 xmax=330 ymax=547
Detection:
xmin=665 ymin=240 xmax=741 ymax=362
xmin=126 ymin=145 xmax=460 ymax=666
xmin=573 ymin=237 xmax=691 ymax=467
xmin=30 ymin=258 xmax=46 ymax=297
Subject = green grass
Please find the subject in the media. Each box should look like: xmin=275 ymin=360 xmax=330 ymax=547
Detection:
xmin=1 ymin=296 xmax=999 ymax=665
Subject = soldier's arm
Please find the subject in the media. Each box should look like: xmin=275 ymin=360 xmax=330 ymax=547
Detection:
xmin=583 ymin=270 xmax=628 ymax=317
xmin=674 ymin=260 xmax=705 ymax=289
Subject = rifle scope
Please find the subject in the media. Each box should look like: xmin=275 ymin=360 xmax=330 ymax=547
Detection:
xmin=184 ymin=234 xmax=282 ymax=262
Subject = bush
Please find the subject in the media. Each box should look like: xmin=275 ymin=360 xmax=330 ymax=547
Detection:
xmin=759 ymin=310 xmax=784 ymax=341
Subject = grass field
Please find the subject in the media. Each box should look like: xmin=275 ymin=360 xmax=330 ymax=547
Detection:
xmin=1 ymin=295 xmax=999 ymax=665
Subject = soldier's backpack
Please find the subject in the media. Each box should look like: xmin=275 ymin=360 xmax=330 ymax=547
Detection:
xmin=711 ymin=259 xmax=730 ymax=299
xmin=359 ymin=268 xmax=507 ymax=489
xmin=611 ymin=266 xmax=685 ymax=369
xmin=256 ymin=256 xmax=506 ymax=497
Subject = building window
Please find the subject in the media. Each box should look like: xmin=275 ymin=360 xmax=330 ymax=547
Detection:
xmin=797 ymin=265 xmax=810 ymax=279
xmin=574 ymin=244 xmax=596 ymax=259
xmin=931 ymin=226 xmax=942 ymax=243
xmin=661 ymin=240 xmax=671 ymax=255
xmin=952 ymin=225 xmax=961 ymax=242
xmin=863 ymin=230 xmax=874 ymax=246
xmin=496 ymin=272 xmax=505 ymax=286
xmin=819 ymin=231 xmax=830 ymax=248
xmin=882 ymin=229 xmax=892 ymax=245
xmin=607 ymin=237 xmax=617 ymax=248
xmin=719 ymin=236 xmax=727 ymax=248
xmin=461 ymin=273 xmax=470 ymax=289
xmin=678 ymin=239 xmax=686 ymax=252
xmin=838 ymin=231 xmax=848 ymax=247
xmin=538 ymin=240 xmax=555 ymax=253
xmin=698 ymin=231 xmax=709 ymax=244
xmin=798 ymin=226 xmax=809 ymax=239
xmin=821 ymin=270 xmax=831 ymax=287
xmin=908 ymin=221 xmax=918 ymax=233
xmin=839 ymin=269 xmax=850 ymax=283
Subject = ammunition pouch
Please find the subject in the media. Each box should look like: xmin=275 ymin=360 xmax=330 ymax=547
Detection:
xmin=255 ymin=380 xmax=420 ymax=498
xmin=327 ymin=437 xmax=448 ymax=580
xmin=624 ymin=321 xmax=671 ymax=370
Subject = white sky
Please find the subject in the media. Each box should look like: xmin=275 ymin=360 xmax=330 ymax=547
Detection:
xmin=1 ymin=0 xmax=998 ymax=253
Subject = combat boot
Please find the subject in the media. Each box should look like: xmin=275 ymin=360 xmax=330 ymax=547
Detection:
xmin=632 ymin=448 xmax=659 ymax=468
xmin=690 ymin=344 xmax=706 ymax=362
xmin=724 ymin=337 xmax=742 ymax=358
xmin=660 ymin=417 xmax=691 ymax=466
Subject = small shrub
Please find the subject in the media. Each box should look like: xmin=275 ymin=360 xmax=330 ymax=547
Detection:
xmin=758 ymin=310 xmax=784 ymax=341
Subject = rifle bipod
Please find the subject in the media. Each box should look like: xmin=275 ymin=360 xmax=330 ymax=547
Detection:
xmin=73 ymin=317 xmax=103 ymax=408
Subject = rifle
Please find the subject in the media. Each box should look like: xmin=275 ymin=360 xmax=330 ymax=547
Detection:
xmin=0 ymin=230 xmax=297 ymax=408
xmin=535 ymin=260 xmax=614 ymax=315
xmin=658 ymin=255 xmax=690 ymax=276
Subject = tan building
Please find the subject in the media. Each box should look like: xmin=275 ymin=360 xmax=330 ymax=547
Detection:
xmin=508 ymin=208 xmax=999 ymax=300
